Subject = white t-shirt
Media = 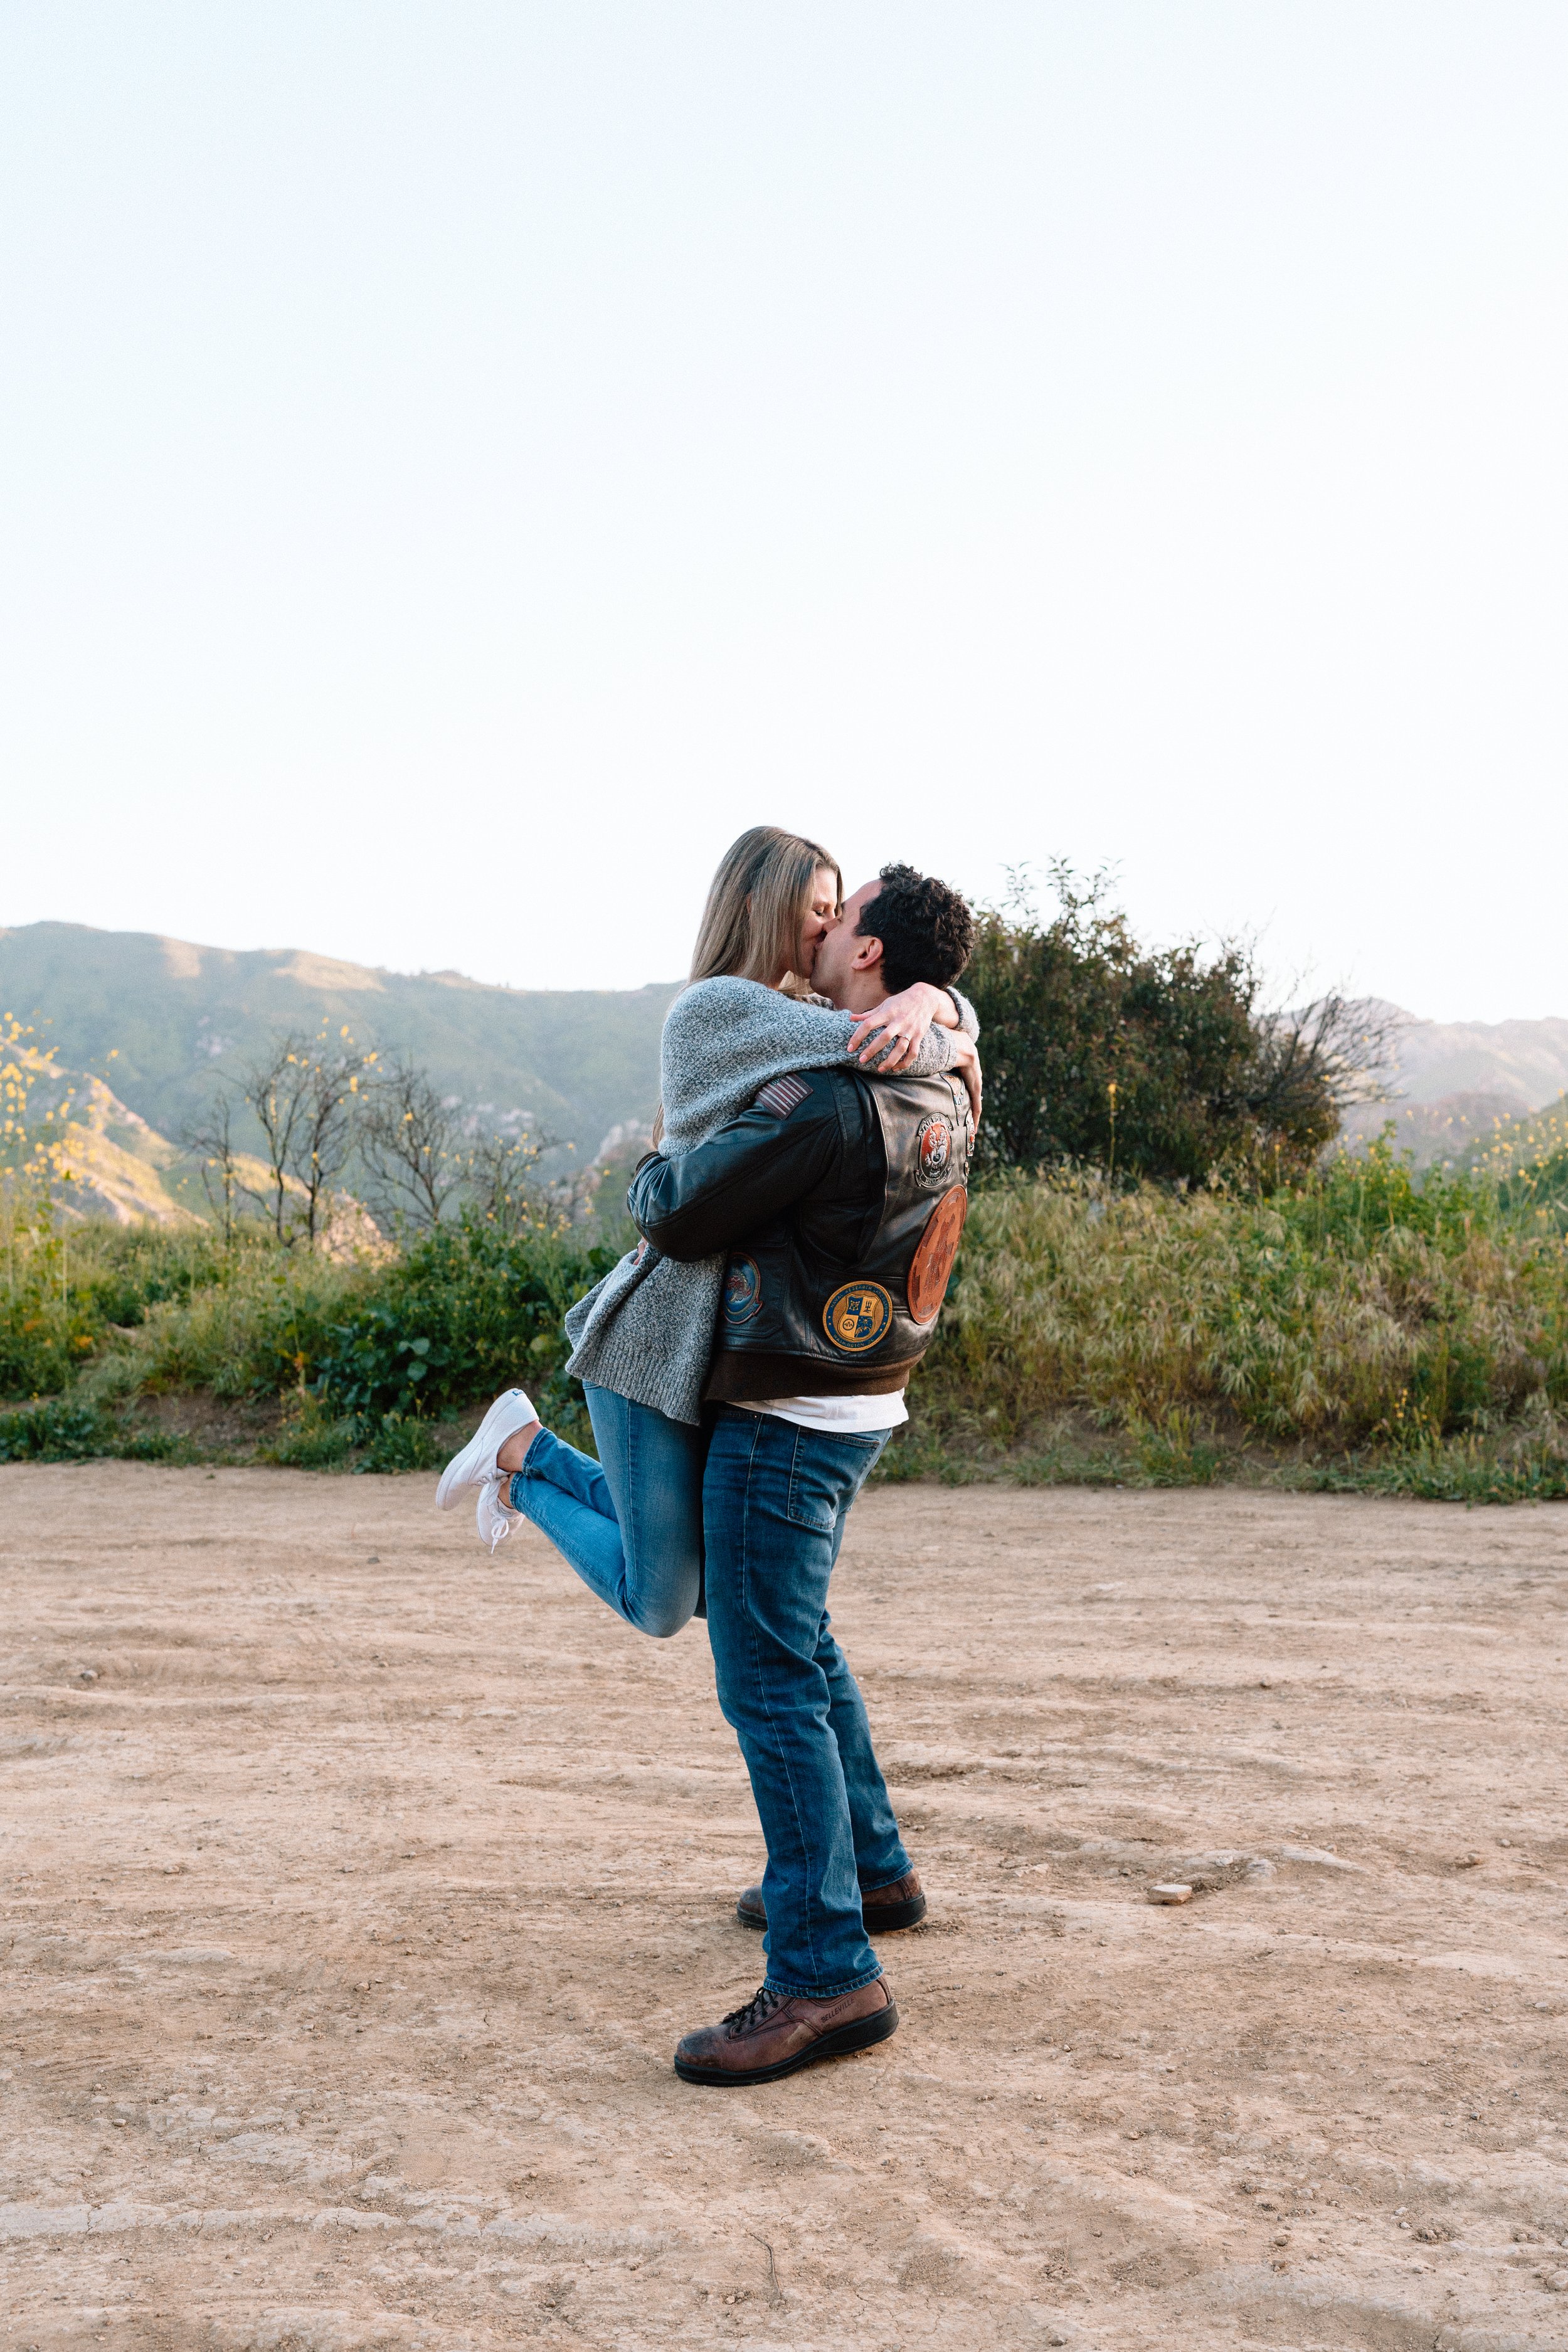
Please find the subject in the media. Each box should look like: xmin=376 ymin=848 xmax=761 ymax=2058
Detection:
xmin=735 ymin=1391 xmax=908 ymax=1434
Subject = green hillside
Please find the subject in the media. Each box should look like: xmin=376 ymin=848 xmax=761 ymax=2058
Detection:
xmin=0 ymin=923 xmax=679 ymax=1161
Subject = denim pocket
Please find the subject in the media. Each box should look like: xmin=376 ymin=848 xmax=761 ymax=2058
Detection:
xmin=783 ymin=1428 xmax=888 ymax=1533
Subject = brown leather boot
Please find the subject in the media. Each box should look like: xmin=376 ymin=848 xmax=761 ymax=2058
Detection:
xmin=673 ymin=1976 xmax=898 ymax=2087
xmin=735 ymin=1868 xmax=926 ymax=1935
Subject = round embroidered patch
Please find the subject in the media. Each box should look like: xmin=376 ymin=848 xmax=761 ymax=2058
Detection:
xmin=908 ymin=1185 xmax=968 ymax=1323
xmin=822 ymin=1281 xmax=894 ymax=1353
xmin=916 ymin=1112 xmax=955 ymax=1186
xmin=723 ymin=1255 xmax=763 ymax=1325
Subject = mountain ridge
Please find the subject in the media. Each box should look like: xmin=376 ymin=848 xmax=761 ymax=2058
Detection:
xmin=6 ymin=921 xmax=1567 ymax=1182
xmin=0 ymin=921 xmax=681 ymax=1163
xmin=1337 ymin=1001 xmax=1568 ymax=1162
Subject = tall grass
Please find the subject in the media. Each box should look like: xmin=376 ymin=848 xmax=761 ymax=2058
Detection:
xmin=81 ymin=1239 xmax=373 ymax=1405
xmin=4 ymin=1144 xmax=1565 ymax=1497
xmin=1464 ymin=1099 xmax=1568 ymax=1235
xmin=911 ymin=1145 xmax=1568 ymax=1493
xmin=0 ymin=1191 xmax=622 ymax=1468
xmin=0 ymin=1190 xmax=233 ymax=1399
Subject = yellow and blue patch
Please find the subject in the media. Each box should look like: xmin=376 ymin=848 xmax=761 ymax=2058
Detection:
xmin=822 ymin=1281 xmax=894 ymax=1353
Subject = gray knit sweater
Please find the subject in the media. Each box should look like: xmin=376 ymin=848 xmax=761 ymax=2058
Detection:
xmin=562 ymin=978 xmax=978 ymax=1425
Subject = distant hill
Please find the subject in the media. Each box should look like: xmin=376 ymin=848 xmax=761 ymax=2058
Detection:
xmin=6 ymin=1044 xmax=203 ymax=1226
xmin=7 ymin=924 xmax=1565 ymax=1187
xmin=0 ymin=922 xmax=680 ymax=1163
xmin=1338 ymin=1007 xmax=1568 ymax=1165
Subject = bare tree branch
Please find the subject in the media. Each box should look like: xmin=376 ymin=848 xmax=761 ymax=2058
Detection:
xmin=358 ymin=1057 xmax=467 ymax=1231
xmin=184 ymin=1090 xmax=244 ymax=1246
xmin=464 ymin=1130 xmax=556 ymax=1235
xmin=231 ymin=1027 xmax=376 ymax=1248
xmin=1250 ymin=994 xmax=1409 ymax=1124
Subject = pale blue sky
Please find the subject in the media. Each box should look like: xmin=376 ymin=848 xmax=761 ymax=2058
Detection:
xmin=4 ymin=4 xmax=1564 ymax=1017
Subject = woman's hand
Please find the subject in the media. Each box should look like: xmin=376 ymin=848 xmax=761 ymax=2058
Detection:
xmin=846 ymin=982 xmax=954 ymax=1071
xmin=948 ymin=1030 xmax=983 ymax=1126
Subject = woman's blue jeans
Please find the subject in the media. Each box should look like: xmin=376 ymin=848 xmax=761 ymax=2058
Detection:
xmin=507 ymin=1385 xmax=707 ymax=1639
xmin=701 ymin=1405 xmax=911 ymax=2001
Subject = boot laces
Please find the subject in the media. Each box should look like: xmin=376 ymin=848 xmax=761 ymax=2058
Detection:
xmin=723 ymin=1984 xmax=785 ymax=2037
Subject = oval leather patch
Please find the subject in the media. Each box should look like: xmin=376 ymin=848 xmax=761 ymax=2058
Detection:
xmin=822 ymin=1281 xmax=894 ymax=1353
xmin=916 ymin=1111 xmax=955 ymax=1186
xmin=908 ymin=1186 xmax=968 ymax=1323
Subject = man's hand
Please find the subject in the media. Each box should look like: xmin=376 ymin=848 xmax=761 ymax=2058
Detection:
xmin=846 ymin=982 xmax=955 ymax=1072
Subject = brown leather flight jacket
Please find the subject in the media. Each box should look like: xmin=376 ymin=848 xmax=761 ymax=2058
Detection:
xmin=627 ymin=1064 xmax=972 ymax=1401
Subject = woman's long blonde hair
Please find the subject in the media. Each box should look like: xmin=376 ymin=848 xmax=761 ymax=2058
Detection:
xmin=689 ymin=826 xmax=842 ymax=995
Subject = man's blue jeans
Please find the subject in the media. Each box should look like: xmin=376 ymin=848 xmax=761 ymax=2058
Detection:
xmin=702 ymin=1404 xmax=910 ymax=2001
xmin=508 ymin=1385 xmax=706 ymax=1638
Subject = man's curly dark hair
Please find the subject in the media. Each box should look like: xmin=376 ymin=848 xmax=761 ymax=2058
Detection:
xmin=856 ymin=862 xmax=975 ymax=995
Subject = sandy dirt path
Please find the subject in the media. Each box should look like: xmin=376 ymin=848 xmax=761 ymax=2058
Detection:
xmin=3 ymin=1464 xmax=1568 ymax=2352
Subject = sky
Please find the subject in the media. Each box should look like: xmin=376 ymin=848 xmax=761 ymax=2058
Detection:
xmin=3 ymin=4 xmax=1565 ymax=1020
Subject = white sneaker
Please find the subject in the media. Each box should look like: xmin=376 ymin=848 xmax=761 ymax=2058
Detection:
xmin=476 ymin=1472 xmax=517 ymax=1554
xmin=435 ymin=1389 xmax=539 ymax=1513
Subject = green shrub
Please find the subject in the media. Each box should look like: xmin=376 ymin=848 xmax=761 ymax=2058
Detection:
xmin=0 ymin=1398 xmax=109 ymax=1459
xmin=0 ymin=1397 xmax=181 ymax=1463
xmin=310 ymin=1305 xmax=452 ymax=1420
xmin=356 ymin=1412 xmax=447 ymax=1474
xmin=963 ymin=871 xmax=1347 ymax=1186
xmin=310 ymin=1216 xmax=619 ymax=1448
xmin=262 ymin=1394 xmax=358 ymax=1470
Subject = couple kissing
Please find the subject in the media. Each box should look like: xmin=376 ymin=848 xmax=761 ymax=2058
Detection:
xmin=437 ymin=825 xmax=980 ymax=2086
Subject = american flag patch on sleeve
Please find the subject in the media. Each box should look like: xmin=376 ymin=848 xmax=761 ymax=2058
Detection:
xmin=755 ymin=1074 xmax=811 ymax=1118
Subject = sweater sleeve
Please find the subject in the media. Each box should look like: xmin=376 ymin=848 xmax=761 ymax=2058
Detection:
xmin=656 ymin=975 xmax=972 ymax=1151
xmin=766 ymin=995 xmax=964 ymax=1078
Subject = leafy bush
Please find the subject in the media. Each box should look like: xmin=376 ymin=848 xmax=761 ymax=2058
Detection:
xmin=310 ymin=1216 xmax=620 ymax=1448
xmin=310 ymin=1305 xmax=452 ymax=1421
xmin=963 ymin=869 xmax=1383 ymax=1187
xmin=39 ymin=1211 xmax=622 ymax=1464
xmin=0 ymin=1399 xmax=110 ymax=1459
xmin=0 ymin=1397 xmax=181 ymax=1463
xmin=356 ymin=1413 xmax=448 ymax=1474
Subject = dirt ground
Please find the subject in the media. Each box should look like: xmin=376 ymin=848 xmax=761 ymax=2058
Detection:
xmin=3 ymin=1466 xmax=1568 ymax=2352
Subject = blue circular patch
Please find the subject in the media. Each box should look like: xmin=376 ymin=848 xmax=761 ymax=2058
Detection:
xmin=723 ymin=1255 xmax=763 ymax=1325
xmin=822 ymin=1281 xmax=894 ymax=1353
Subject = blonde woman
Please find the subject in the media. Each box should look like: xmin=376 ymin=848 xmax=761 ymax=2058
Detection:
xmin=437 ymin=827 xmax=979 ymax=1636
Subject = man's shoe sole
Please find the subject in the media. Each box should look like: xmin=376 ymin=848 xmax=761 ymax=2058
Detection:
xmin=673 ymin=1998 xmax=899 ymax=2087
xmin=736 ymin=1892 xmax=927 ymax=1934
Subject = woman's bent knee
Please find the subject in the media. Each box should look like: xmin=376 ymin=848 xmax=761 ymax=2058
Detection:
xmin=619 ymin=1542 xmax=702 ymax=1641
xmin=633 ymin=1601 xmax=695 ymax=1640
